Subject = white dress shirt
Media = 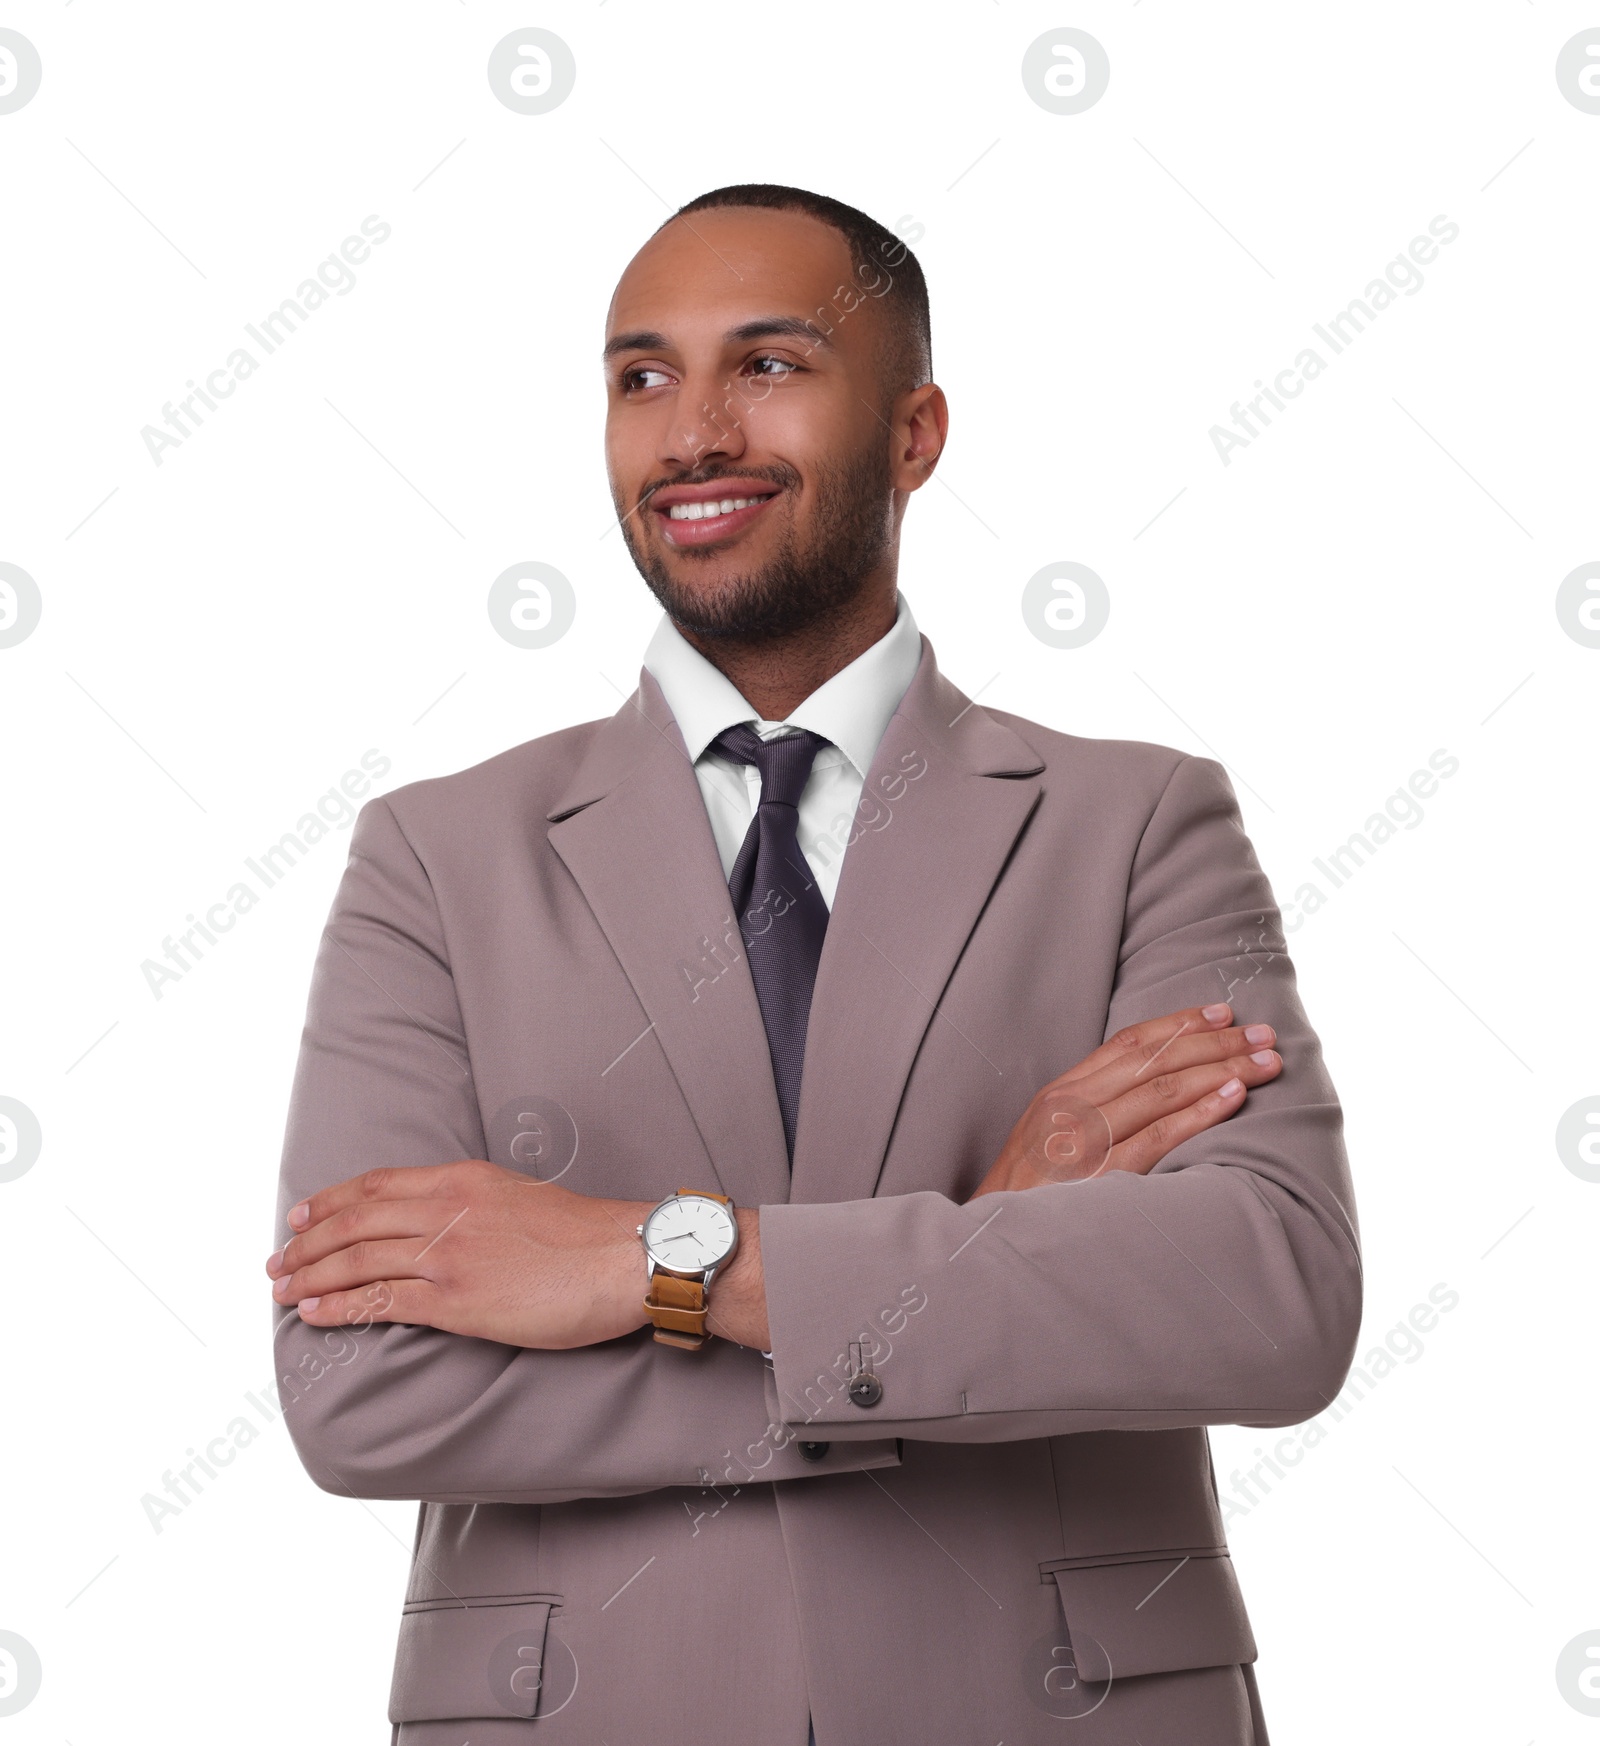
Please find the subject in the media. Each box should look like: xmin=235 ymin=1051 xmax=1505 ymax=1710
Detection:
xmin=641 ymin=591 xmax=923 ymax=910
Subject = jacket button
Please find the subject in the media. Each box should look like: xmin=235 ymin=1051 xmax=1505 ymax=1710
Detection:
xmin=847 ymin=1372 xmax=883 ymax=1408
xmin=798 ymin=1440 xmax=830 ymax=1462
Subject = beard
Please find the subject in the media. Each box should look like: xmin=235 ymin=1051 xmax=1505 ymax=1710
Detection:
xmin=619 ymin=438 xmax=894 ymax=643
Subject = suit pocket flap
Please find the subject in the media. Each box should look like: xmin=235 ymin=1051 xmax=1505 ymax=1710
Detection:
xmin=1048 ymin=1552 xmax=1256 ymax=1684
xmin=389 ymin=1595 xmax=557 ymax=1722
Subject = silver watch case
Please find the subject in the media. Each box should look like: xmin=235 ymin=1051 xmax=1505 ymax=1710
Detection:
xmin=636 ymin=1191 xmax=739 ymax=1284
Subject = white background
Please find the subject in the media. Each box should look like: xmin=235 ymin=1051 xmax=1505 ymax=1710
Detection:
xmin=1 ymin=2 xmax=1595 ymax=1740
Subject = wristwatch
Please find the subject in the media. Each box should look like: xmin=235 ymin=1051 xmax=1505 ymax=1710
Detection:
xmin=638 ymin=1188 xmax=738 ymax=1350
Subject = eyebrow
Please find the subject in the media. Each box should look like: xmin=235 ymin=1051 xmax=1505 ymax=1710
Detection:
xmin=602 ymin=316 xmax=837 ymax=364
xmin=726 ymin=319 xmax=838 ymax=352
xmin=607 ymin=329 xmax=667 ymax=364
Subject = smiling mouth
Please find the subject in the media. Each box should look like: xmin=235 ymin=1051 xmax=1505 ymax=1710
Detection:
xmin=652 ymin=490 xmax=780 ymax=547
xmin=656 ymin=495 xmax=768 ymax=520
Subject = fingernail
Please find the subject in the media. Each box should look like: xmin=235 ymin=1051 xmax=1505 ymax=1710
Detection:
xmin=1244 ymin=1024 xmax=1274 ymax=1045
xmin=1219 ymin=1078 xmax=1243 ymax=1097
xmin=1250 ymin=1050 xmax=1277 ymax=1066
xmin=1202 ymin=1004 xmax=1231 ymax=1023
xmin=266 ymin=1248 xmax=284 ymax=1275
xmin=289 ymin=1202 xmax=310 ymax=1230
xmin=298 ymin=1297 xmax=321 ymax=1316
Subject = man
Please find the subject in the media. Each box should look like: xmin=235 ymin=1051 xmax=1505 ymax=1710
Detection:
xmin=268 ymin=185 xmax=1360 ymax=1744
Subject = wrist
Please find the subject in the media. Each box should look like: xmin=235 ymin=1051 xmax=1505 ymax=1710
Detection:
xmin=611 ymin=1198 xmax=656 ymax=1335
xmin=705 ymin=1205 xmax=769 ymax=1350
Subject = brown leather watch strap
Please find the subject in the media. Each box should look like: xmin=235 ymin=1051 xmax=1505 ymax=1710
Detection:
xmin=643 ymin=1272 xmax=710 ymax=1349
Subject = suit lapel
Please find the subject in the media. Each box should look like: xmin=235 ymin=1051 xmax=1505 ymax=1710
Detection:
xmin=789 ymin=639 xmax=1045 ymax=1206
xmin=546 ymin=671 xmax=792 ymax=1213
xmin=545 ymin=642 xmax=1045 ymax=1216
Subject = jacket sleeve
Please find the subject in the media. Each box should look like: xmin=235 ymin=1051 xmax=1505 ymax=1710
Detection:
xmin=758 ymin=753 xmax=1363 ymax=1441
xmin=271 ymin=796 xmax=902 ymax=1504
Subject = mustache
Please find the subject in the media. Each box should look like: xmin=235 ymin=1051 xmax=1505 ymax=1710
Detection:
xmin=635 ymin=460 xmax=800 ymax=509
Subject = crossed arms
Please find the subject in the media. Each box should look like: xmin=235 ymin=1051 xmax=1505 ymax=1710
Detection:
xmin=268 ymin=755 xmax=1361 ymax=1502
xmin=266 ymin=1003 xmax=1288 ymax=1351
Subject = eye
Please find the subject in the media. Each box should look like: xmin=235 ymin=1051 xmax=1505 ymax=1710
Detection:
xmin=749 ymin=354 xmax=801 ymax=380
xmin=619 ymin=365 xmax=673 ymax=393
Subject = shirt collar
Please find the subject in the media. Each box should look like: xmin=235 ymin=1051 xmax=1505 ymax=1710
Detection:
xmin=641 ymin=591 xmax=922 ymax=782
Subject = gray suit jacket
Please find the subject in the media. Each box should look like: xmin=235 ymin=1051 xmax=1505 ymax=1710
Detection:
xmin=273 ymin=636 xmax=1361 ymax=1745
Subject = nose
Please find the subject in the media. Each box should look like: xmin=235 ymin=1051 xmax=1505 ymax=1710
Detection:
xmin=660 ymin=366 xmax=750 ymax=476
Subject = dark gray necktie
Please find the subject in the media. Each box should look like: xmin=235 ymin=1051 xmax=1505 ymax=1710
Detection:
xmin=711 ymin=723 xmax=831 ymax=1159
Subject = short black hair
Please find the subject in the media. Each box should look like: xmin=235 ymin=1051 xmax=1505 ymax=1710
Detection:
xmin=660 ymin=183 xmax=932 ymax=405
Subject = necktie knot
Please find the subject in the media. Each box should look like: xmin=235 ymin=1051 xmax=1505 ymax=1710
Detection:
xmin=710 ymin=723 xmax=830 ymax=812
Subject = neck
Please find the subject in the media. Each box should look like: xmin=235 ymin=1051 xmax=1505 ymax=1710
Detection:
xmin=675 ymin=578 xmax=899 ymax=721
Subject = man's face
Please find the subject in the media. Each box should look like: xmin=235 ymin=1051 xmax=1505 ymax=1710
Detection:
xmin=603 ymin=207 xmax=898 ymax=642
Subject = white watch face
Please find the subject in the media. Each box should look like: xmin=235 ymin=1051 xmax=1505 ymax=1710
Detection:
xmin=643 ymin=1195 xmax=737 ymax=1273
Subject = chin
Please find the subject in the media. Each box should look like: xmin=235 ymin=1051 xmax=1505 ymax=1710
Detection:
xmin=656 ymin=580 xmax=774 ymax=641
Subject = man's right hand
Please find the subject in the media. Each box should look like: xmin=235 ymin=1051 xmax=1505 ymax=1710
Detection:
xmin=969 ymin=1002 xmax=1281 ymax=1199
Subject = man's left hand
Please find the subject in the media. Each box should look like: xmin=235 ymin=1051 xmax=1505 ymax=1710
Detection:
xmin=267 ymin=1163 xmax=656 ymax=1348
xmin=266 ymin=1161 xmax=771 ymax=1351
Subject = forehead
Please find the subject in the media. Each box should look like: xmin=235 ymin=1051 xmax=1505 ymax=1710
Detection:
xmin=606 ymin=206 xmax=864 ymax=348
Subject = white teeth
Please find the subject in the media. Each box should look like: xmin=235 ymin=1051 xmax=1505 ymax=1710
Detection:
xmin=666 ymin=495 xmax=770 ymax=521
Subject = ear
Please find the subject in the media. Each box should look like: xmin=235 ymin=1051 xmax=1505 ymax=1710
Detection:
xmin=891 ymin=382 xmax=948 ymax=494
